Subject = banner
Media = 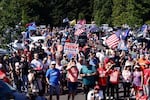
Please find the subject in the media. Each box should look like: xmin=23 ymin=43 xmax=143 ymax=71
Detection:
xmin=64 ymin=43 xmax=79 ymax=56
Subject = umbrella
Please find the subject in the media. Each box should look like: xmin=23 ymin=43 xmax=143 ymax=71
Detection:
xmin=28 ymin=26 xmax=37 ymax=31
xmin=90 ymin=26 xmax=100 ymax=33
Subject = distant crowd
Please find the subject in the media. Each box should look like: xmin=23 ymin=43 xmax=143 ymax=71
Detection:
xmin=0 ymin=24 xmax=150 ymax=100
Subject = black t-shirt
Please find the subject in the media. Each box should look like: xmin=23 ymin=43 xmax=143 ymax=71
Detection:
xmin=9 ymin=56 xmax=20 ymax=70
xmin=20 ymin=61 xmax=29 ymax=75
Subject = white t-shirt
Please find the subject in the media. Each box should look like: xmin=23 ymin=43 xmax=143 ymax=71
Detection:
xmin=96 ymin=52 xmax=105 ymax=63
xmin=122 ymin=70 xmax=132 ymax=82
xmin=76 ymin=62 xmax=83 ymax=79
xmin=31 ymin=59 xmax=43 ymax=69
xmin=87 ymin=89 xmax=104 ymax=100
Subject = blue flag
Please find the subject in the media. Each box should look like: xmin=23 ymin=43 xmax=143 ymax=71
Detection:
xmin=121 ymin=29 xmax=130 ymax=40
xmin=115 ymin=30 xmax=122 ymax=38
xmin=28 ymin=22 xmax=37 ymax=31
xmin=141 ymin=24 xmax=148 ymax=32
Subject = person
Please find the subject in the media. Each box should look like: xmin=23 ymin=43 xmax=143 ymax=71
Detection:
xmin=107 ymin=66 xmax=120 ymax=99
xmin=66 ymin=62 xmax=79 ymax=100
xmin=80 ymin=60 xmax=97 ymax=100
xmin=60 ymin=54 xmax=69 ymax=92
xmin=97 ymin=62 xmax=112 ymax=99
xmin=138 ymin=54 xmax=148 ymax=70
xmin=122 ymin=66 xmax=132 ymax=98
xmin=142 ymin=61 xmax=150 ymax=99
xmin=31 ymin=53 xmax=43 ymax=70
xmin=87 ymin=85 xmax=104 ymax=100
xmin=136 ymin=87 xmax=148 ymax=100
xmin=46 ymin=61 xmax=60 ymax=100
xmin=131 ymin=65 xmax=143 ymax=96
xmin=124 ymin=54 xmax=135 ymax=71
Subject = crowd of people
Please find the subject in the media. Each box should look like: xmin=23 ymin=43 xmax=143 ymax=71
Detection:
xmin=0 ymin=24 xmax=150 ymax=100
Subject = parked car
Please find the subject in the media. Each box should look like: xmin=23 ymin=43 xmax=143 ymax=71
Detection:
xmin=0 ymin=80 xmax=28 ymax=100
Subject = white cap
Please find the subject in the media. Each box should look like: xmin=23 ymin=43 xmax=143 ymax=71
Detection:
xmin=51 ymin=61 xmax=56 ymax=65
xmin=134 ymin=65 xmax=140 ymax=69
xmin=125 ymin=61 xmax=132 ymax=67
xmin=15 ymin=62 xmax=20 ymax=67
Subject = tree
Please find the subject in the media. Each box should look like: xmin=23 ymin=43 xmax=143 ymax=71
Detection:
xmin=112 ymin=0 xmax=144 ymax=27
xmin=93 ymin=0 xmax=113 ymax=26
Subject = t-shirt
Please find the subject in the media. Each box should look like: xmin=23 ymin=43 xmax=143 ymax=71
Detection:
xmin=138 ymin=58 xmax=148 ymax=70
xmin=143 ymin=68 xmax=150 ymax=85
xmin=46 ymin=68 xmax=60 ymax=86
xmin=97 ymin=67 xmax=107 ymax=86
xmin=67 ymin=67 xmax=79 ymax=82
xmin=122 ymin=70 xmax=132 ymax=83
xmin=109 ymin=70 xmax=119 ymax=84
xmin=80 ymin=65 xmax=96 ymax=85
xmin=31 ymin=59 xmax=43 ymax=70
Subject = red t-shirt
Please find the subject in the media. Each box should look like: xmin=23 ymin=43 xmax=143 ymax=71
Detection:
xmin=97 ymin=67 xmax=107 ymax=86
xmin=143 ymin=68 xmax=150 ymax=85
xmin=109 ymin=70 xmax=119 ymax=84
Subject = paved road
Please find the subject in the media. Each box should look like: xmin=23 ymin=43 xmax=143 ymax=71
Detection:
xmin=44 ymin=83 xmax=136 ymax=100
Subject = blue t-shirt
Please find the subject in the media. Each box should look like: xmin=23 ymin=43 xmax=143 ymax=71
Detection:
xmin=80 ymin=65 xmax=97 ymax=85
xmin=46 ymin=68 xmax=60 ymax=86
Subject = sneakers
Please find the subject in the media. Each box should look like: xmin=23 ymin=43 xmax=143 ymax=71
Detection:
xmin=106 ymin=96 xmax=114 ymax=100
xmin=110 ymin=96 xmax=113 ymax=99
xmin=106 ymin=96 xmax=109 ymax=99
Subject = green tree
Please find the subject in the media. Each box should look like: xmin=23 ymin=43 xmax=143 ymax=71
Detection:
xmin=93 ymin=0 xmax=113 ymax=26
xmin=112 ymin=0 xmax=144 ymax=26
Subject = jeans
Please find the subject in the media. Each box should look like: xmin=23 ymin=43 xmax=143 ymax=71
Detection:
xmin=143 ymin=85 xmax=150 ymax=99
xmin=123 ymin=82 xmax=131 ymax=97
xmin=107 ymin=83 xmax=119 ymax=99
xmin=84 ymin=84 xmax=95 ymax=100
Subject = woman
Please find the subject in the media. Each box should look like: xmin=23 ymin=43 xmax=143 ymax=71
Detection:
xmin=131 ymin=65 xmax=143 ymax=96
xmin=66 ymin=62 xmax=79 ymax=100
xmin=97 ymin=62 xmax=112 ymax=99
xmin=122 ymin=66 xmax=132 ymax=98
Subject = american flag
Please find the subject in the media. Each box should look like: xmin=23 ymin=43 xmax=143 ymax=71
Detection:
xmin=74 ymin=28 xmax=85 ymax=36
xmin=105 ymin=34 xmax=120 ymax=49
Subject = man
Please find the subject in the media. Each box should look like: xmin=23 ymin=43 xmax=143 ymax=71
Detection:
xmin=31 ymin=53 xmax=43 ymax=70
xmin=142 ymin=61 xmax=150 ymax=99
xmin=80 ymin=60 xmax=97 ymax=100
xmin=87 ymin=85 xmax=104 ymax=100
xmin=46 ymin=61 xmax=60 ymax=100
xmin=66 ymin=62 xmax=79 ymax=100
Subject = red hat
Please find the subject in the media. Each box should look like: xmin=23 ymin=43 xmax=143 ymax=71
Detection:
xmin=145 ymin=61 xmax=150 ymax=65
xmin=104 ymin=57 xmax=109 ymax=64
xmin=138 ymin=87 xmax=143 ymax=91
xmin=94 ymin=85 xmax=100 ymax=90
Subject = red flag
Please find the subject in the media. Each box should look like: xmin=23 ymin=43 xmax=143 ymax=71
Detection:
xmin=74 ymin=29 xmax=85 ymax=36
xmin=105 ymin=34 xmax=120 ymax=49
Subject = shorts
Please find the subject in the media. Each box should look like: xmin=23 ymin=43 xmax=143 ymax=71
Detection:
xmin=49 ymin=85 xmax=60 ymax=95
xmin=68 ymin=82 xmax=78 ymax=93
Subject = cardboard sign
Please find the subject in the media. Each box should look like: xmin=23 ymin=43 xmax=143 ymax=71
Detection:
xmin=64 ymin=43 xmax=79 ymax=56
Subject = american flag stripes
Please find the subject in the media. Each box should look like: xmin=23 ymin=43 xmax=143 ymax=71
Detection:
xmin=74 ymin=29 xmax=85 ymax=36
xmin=105 ymin=34 xmax=120 ymax=49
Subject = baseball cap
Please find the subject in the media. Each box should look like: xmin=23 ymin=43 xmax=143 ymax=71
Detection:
xmin=94 ymin=85 xmax=100 ymax=90
xmin=0 ymin=64 xmax=2 ymax=69
xmin=51 ymin=61 xmax=56 ymax=65
xmin=15 ymin=62 xmax=20 ymax=67
xmin=138 ymin=87 xmax=143 ymax=91
xmin=63 ymin=54 xmax=67 ymax=57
